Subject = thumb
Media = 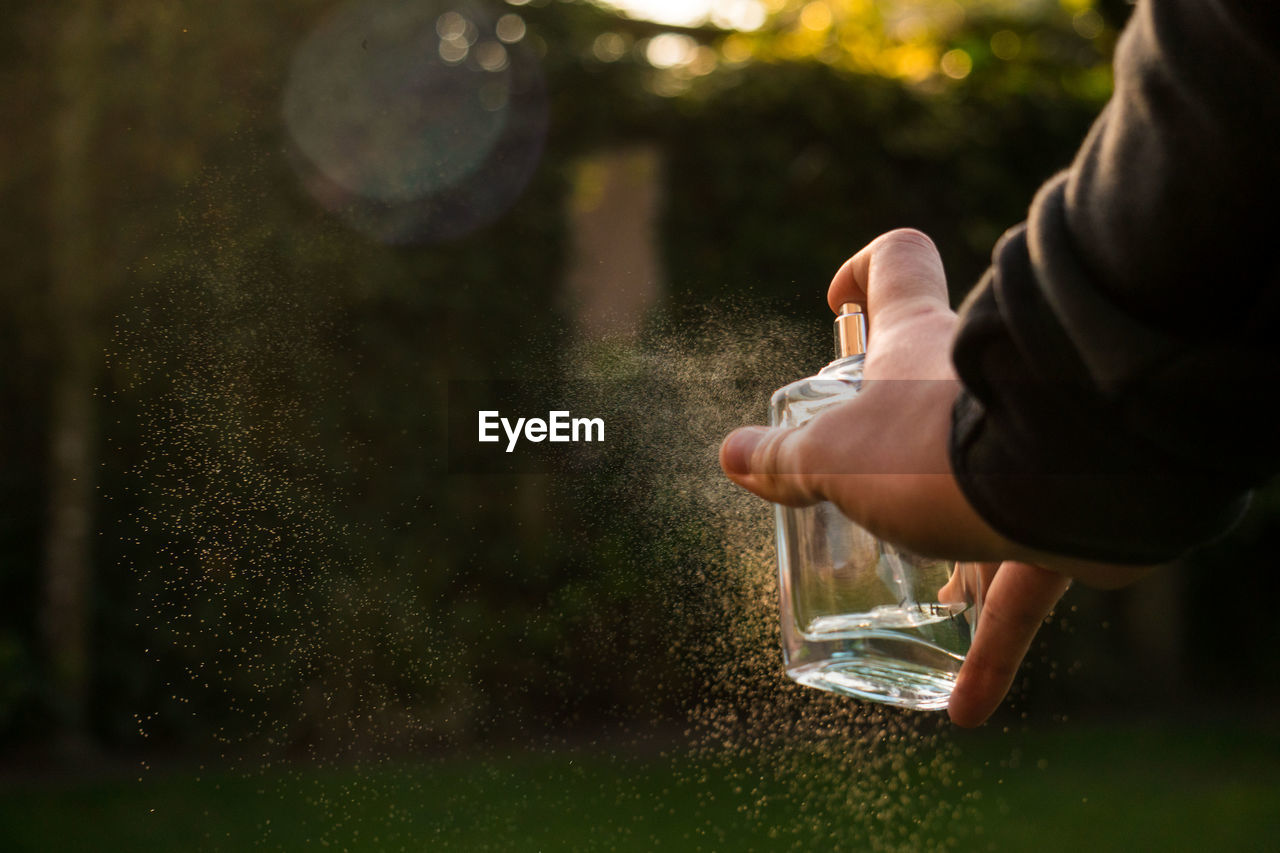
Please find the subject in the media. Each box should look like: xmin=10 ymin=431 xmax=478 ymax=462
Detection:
xmin=720 ymin=425 xmax=824 ymax=507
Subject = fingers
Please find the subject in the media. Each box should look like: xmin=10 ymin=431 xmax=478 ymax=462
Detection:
xmin=827 ymin=229 xmax=950 ymax=324
xmin=722 ymin=228 xmax=953 ymax=510
xmin=937 ymin=561 xmax=999 ymax=606
xmin=947 ymin=561 xmax=1071 ymax=728
xmin=719 ymin=425 xmax=825 ymax=507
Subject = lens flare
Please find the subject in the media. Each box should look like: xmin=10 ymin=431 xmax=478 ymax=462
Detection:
xmin=284 ymin=0 xmax=547 ymax=244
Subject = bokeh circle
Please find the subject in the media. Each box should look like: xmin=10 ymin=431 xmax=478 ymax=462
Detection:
xmin=284 ymin=0 xmax=548 ymax=244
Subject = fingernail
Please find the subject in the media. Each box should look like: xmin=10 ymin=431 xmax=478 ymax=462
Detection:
xmin=721 ymin=427 xmax=766 ymax=476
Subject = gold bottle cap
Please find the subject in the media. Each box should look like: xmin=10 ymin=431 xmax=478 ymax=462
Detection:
xmin=834 ymin=302 xmax=867 ymax=358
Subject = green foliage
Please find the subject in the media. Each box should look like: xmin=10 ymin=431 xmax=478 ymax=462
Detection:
xmin=660 ymin=58 xmax=1102 ymax=324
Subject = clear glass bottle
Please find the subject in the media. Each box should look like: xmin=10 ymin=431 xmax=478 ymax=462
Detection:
xmin=770 ymin=303 xmax=980 ymax=710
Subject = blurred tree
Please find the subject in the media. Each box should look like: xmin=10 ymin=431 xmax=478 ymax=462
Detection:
xmin=6 ymin=0 xmax=1265 ymax=759
xmin=594 ymin=0 xmax=1123 ymax=95
xmin=42 ymin=0 xmax=106 ymax=750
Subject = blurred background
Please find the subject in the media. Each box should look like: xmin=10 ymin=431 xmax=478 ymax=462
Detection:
xmin=2 ymin=0 xmax=1278 ymax=850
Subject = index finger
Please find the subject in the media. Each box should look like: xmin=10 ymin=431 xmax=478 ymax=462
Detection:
xmin=827 ymin=228 xmax=950 ymax=320
xmin=947 ymin=561 xmax=1070 ymax=728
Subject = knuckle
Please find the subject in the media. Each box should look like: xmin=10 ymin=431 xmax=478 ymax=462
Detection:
xmin=788 ymin=426 xmax=824 ymax=474
xmin=752 ymin=427 xmax=788 ymax=476
xmin=981 ymin=595 xmax=1044 ymax=638
xmin=755 ymin=426 xmax=821 ymax=504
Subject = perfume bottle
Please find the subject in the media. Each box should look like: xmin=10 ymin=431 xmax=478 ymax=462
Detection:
xmin=770 ymin=303 xmax=980 ymax=710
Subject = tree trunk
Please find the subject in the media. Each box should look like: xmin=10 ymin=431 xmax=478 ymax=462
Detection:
xmin=42 ymin=0 xmax=102 ymax=747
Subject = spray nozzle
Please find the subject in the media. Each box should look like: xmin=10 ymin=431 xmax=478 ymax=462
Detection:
xmin=834 ymin=302 xmax=867 ymax=358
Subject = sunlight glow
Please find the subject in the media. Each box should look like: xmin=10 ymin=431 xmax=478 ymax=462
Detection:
xmin=645 ymin=32 xmax=698 ymax=68
xmin=594 ymin=0 xmax=767 ymax=31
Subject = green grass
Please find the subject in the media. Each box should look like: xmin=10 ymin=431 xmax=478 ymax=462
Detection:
xmin=953 ymin=722 xmax=1280 ymax=853
xmin=2 ymin=721 xmax=1277 ymax=852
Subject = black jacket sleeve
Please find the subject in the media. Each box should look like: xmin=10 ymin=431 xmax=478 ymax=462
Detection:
xmin=949 ymin=0 xmax=1280 ymax=564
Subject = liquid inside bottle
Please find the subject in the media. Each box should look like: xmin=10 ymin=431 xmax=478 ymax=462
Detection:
xmin=770 ymin=304 xmax=979 ymax=710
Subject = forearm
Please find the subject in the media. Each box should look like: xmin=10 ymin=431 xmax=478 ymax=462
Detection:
xmin=950 ymin=0 xmax=1280 ymax=563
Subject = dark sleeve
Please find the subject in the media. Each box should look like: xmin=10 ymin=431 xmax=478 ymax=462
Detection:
xmin=949 ymin=0 xmax=1280 ymax=565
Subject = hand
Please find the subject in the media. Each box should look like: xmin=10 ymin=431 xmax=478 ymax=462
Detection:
xmin=719 ymin=229 xmax=1153 ymax=726
xmin=938 ymin=561 xmax=1071 ymax=727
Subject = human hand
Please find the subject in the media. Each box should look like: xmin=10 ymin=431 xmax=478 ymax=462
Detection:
xmin=719 ymin=229 xmax=1153 ymax=726
xmin=937 ymin=560 xmax=1071 ymax=727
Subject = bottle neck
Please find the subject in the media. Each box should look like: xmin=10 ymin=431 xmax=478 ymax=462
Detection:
xmin=820 ymin=352 xmax=865 ymax=375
